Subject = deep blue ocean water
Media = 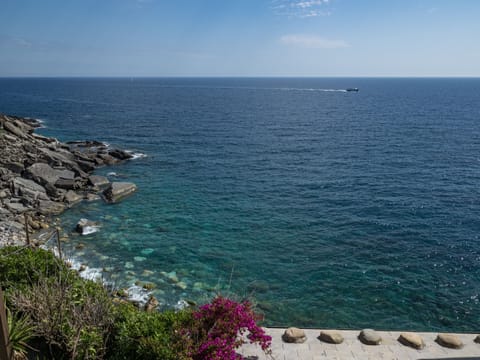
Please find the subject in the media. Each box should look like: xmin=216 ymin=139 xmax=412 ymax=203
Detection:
xmin=1 ymin=77 xmax=480 ymax=331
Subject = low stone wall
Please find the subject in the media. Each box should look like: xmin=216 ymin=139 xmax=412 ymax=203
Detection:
xmin=240 ymin=327 xmax=480 ymax=359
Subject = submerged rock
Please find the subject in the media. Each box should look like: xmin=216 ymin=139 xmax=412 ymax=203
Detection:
xmin=103 ymin=182 xmax=137 ymax=203
xmin=176 ymin=281 xmax=187 ymax=290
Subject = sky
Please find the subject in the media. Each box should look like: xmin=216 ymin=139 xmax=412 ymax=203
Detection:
xmin=0 ymin=0 xmax=479 ymax=77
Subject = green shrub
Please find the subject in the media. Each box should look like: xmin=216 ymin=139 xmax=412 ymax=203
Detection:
xmin=0 ymin=246 xmax=67 ymax=290
xmin=107 ymin=303 xmax=193 ymax=360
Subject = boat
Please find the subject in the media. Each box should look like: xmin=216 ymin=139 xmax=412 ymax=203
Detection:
xmin=346 ymin=88 xmax=359 ymax=92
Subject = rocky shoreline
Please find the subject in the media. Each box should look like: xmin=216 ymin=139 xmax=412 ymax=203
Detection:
xmin=0 ymin=113 xmax=137 ymax=246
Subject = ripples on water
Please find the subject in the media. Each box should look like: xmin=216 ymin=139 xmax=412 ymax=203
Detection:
xmin=1 ymin=78 xmax=480 ymax=331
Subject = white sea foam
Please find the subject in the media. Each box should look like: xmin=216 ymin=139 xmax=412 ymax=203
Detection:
xmin=126 ymin=150 xmax=147 ymax=160
xmin=174 ymin=299 xmax=189 ymax=310
xmin=30 ymin=117 xmax=48 ymax=128
xmin=81 ymin=225 xmax=100 ymax=235
xmin=278 ymin=87 xmax=348 ymax=92
xmin=39 ymin=247 xmax=104 ymax=282
xmin=127 ymin=285 xmax=151 ymax=305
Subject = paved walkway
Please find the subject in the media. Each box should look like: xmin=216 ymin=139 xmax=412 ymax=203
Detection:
xmin=239 ymin=328 xmax=480 ymax=360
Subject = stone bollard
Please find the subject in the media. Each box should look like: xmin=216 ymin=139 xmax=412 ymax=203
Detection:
xmin=282 ymin=327 xmax=307 ymax=343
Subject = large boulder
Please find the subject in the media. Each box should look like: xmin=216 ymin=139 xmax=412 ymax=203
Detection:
xmin=64 ymin=190 xmax=83 ymax=206
xmin=103 ymin=182 xmax=137 ymax=203
xmin=98 ymin=153 xmax=119 ymax=165
xmin=76 ymin=160 xmax=96 ymax=172
xmin=12 ymin=177 xmax=49 ymax=202
xmin=88 ymin=175 xmax=109 ymax=188
xmin=54 ymin=178 xmax=76 ymax=190
xmin=37 ymin=200 xmax=65 ymax=215
xmin=5 ymin=201 xmax=30 ymax=214
xmin=26 ymin=163 xmax=75 ymax=188
xmin=3 ymin=120 xmax=27 ymax=139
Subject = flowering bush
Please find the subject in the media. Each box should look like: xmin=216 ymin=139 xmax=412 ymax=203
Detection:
xmin=190 ymin=296 xmax=272 ymax=360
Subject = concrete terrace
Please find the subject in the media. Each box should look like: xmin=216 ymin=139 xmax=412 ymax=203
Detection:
xmin=239 ymin=328 xmax=480 ymax=360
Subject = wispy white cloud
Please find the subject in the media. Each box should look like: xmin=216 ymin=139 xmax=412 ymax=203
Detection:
xmin=280 ymin=34 xmax=349 ymax=49
xmin=0 ymin=34 xmax=33 ymax=48
xmin=14 ymin=37 xmax=32 ymax=48
xmin=272 ymin=0 xmax=332 ymax=18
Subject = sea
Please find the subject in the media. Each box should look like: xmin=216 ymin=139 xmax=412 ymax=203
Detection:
xmin=1 ymin=77 xmax=480 ymax=331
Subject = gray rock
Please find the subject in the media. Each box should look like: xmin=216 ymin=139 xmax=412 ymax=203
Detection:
xmin=37 ymin=147 xmax=79 ymax=170
xmin=32 ymin=133 xmax=57 ymax=144
xmin=103 ymin=182 xmax=137 ymax=203
xmin=109 ymin=149 xmax=133 ymax=160
xmin=282 ymin=327 xmax=307 ymax=343
xmin=4 ymin=162 xmax=24 ymax=174
xmin=37 ymin=200 xmax=65 ymax=215
xmin=144 ymin=295 xmax=160 ymax=312
xmin=55 ymin=178 xmax=76 ymax=190
xmin=359 ymin=329 xmax=382 ymax=345
xmin=319 ymin=330 xmax=344 ymax=344
xmin=436 ymin=333 xmax=463 ymax=349
xmin=76 ymin=218 xmax=101 ymax=235
xmin=398 ymin=332 xmax=425 ymax=349
xmin=64 ymin=190 xmax=83 ymax=206
xmin=98 ymin=153 xmax=118 ymax=165
xmin=5 ymin=201 xmax=30 ymax=213
xmin=13 ymin=119 xmax=34 ymax=134
xmin=88 ymin=175 xmax=109 ymax=188
xmin=26 ymin=163 xmax=75 ymax=187
xmin=11 ymin=177 xmax=49 ymax=203
xmin=85 ymin=193 xmax=101 ymax=202
xmin=4 ymin=121 xmax=27 ymax=139
xmin=0 ymin=189 xmax=9 ymax=199
xmin=76 ymin=159 xmax=96 ymax=172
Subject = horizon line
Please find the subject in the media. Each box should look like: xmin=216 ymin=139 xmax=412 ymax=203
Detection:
xmin=1 ymin=75 xmax=480 ymax=79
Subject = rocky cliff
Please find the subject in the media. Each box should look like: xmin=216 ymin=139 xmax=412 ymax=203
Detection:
xmin=0 ymin=114 xmax=136 ymax=245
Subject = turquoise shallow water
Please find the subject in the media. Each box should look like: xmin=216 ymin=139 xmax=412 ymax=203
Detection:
xmin=1 ymin=78 xmax=480 ymax=330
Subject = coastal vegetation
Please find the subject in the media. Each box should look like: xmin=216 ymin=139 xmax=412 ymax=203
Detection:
xmin=0 ymin=246 xmax=271 ymax=359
